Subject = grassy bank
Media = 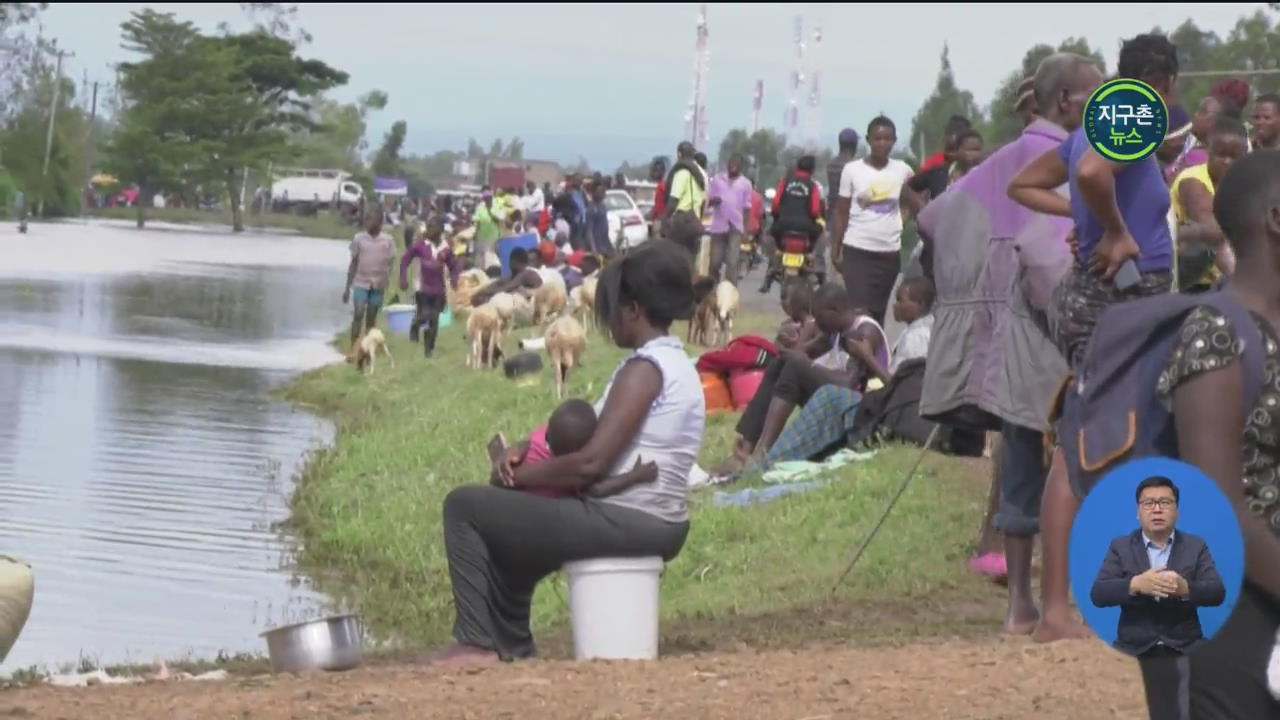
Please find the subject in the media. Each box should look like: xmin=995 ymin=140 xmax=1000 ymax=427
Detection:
xmin=281 ymin=311 xmax=1001 ymax=655
xmin=89 ymin=206 xmax=356 ymax=240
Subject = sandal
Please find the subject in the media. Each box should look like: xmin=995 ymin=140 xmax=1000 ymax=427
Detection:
xmin=968 ymin=552 xmax=1008 ymax=584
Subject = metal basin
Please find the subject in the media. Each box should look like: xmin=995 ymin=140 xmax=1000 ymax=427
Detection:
xmin=260 ymin=613 xmax=364 ymax=674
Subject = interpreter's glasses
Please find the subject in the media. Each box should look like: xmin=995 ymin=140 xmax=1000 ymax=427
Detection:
xmin=1140 ymin=499 xmax=1176 ymax=509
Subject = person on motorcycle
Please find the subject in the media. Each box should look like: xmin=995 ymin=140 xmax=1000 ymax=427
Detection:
xmin=760 ymin=155 xmax=824 ymax=293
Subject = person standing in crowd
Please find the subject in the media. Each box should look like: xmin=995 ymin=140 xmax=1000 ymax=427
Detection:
xmin=584 ymin=181 xmax=614 ymax=258
xmin=1008 ymin=32 xmax=1179 ymax=644
xmin=830 ymin=115 xmax=922 ymax=326
xmin=663 ymin=141 xmax=708 ymax=261
xmin=918 ymin=115 xmax=972 ymax=175
xmin=473 ymin=191 xmax=501 ymax=263
xmin=649 ymin=157 xmax=669 ymax=236
xmin=1015 ymin=76 xmax=1039 ymax=128
xmin=1169 ymin=117 xmax=1249 ymax=293
xmin=1169 ymin=149 xmax=1280 ymax=719
xmin=1157 ymin=105 xmax=1193 ymax=185
xmin=1251 ymin=93 xmax=1280 ymax=151
xmin=909 ymin=128 xmax=985 ymax=204
xmin=1177 ymin=78 xmax=1248 ymax=174
xmin=707 ymin=154 xmax=752 ymax=285
xmin=399 ymin=216 xmax=460 ymax=358
xmin=827 ymin=129 xmax=860 ymax=226
xmin=920 ymin=52 xmax=1102 ymax=636
xmin=342 ymin=212 xmax=395 ymax=349
xmin=524 ymin=180 xmax=545 ymax=226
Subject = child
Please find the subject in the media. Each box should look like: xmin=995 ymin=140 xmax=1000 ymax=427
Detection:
xmin=776 ymin=278 xmax=816 ymax=350
xmin=398 ymin=217 xmax=459 ymax=358
xmin=343 ymin=213 xmax=396 ymax=349
xmin=846 ymin=276 xmax=935 ymax=386
xmin=501 ymin=399 xmax=656 ymax=498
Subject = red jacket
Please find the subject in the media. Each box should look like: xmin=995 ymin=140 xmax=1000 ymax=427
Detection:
xmin=918 ymin=152 xmax=947 ymax=174
xmin=771 ymin=170 xmax=823 ymax=221
xmin=748 ymin=190 xmax=764 ymax=234
xmin=652 ymin=179 xmax=669 ymax=219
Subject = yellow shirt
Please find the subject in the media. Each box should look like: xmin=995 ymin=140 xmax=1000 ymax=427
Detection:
xmin=1169 ymin=163 xmax=1220 ymax=290
xmin=669 ymin=167 xmax=707 ymax=214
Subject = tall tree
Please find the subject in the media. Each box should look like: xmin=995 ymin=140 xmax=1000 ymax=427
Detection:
xmin=909 ymin=45 xmax=984 ymax=159
xmin=371 ymin=119 xmax=406 ymax=177
xmin=983 ymin=38 xmax=1106 ymax=146
xmin=488 ymin=138 xmax=503 ymax=159
xmin=104 ymin=10 xmax=211 ymax=227
xmin=194 ymin=28 xmax=348 ymax=230
xmin=502 ymin=136 xmax=523 ymax=161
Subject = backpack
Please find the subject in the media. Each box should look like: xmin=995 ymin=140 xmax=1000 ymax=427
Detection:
xmin=1055 ymin=288 xmax=1266 ymax=497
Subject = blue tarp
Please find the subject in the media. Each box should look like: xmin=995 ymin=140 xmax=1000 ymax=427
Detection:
xmin=496 ymin=233 xmax=540 ymax=278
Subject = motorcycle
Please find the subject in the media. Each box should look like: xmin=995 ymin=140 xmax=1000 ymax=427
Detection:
xmin=736 ymin=232 xmax=763 ymax=279
xmin=775 ymin=231 xmax=820 ymax=299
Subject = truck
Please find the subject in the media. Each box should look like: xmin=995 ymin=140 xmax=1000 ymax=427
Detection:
xmin=487 ymin=163 xmax=526 ymax=192
xmin=270 ymin=169 xmax=364 ymax=214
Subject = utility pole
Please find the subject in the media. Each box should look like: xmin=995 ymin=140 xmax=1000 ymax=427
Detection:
xmin=38 ymin=45 xmax=74 ymax=219
xmin=81 ymin=79 xmax=99 ymax=216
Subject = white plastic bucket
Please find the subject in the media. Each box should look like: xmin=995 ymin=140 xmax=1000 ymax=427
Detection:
xmin=563 ymin=556 xmax=662 ymax=661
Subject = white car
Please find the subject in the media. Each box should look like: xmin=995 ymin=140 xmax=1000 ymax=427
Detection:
xmin=604 ymin=190 xmax=650 ymax=250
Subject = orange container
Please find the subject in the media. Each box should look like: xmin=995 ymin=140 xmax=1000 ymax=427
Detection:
xmin=700 ymin=371 xmax=734 ymax=415
xmin=728 ymin=368 xmax=766 ymax=411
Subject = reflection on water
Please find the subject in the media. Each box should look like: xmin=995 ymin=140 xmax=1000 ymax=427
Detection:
xmin=0 ymin=219 xmax=352 ymax=669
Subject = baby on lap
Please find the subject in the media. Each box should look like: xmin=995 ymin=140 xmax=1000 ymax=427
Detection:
xmin=498 ymin=399 xmax=656 ymax=498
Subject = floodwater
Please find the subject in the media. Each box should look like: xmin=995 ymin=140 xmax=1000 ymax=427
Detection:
xmin=0 ymin=219 xmax=353 ymax=671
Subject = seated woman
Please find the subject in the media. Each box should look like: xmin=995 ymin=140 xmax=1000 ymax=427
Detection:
xmin=433 ymin=240 xmax=704 ymax=666
xmin=748 ymin=277 xmax=935 ymax=470
xmin=713 ymin=283 xmax=889 ymax=476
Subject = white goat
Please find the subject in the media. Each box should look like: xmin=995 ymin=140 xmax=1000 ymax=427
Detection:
xmin=544 ymin=315 xmax=587 ymax=399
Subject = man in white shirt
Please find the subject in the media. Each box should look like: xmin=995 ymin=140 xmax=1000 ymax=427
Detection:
xmin=524 ymin=180 xmax=545 ymax=219
xmin=829 ymin=115 xmax=923 ymax=326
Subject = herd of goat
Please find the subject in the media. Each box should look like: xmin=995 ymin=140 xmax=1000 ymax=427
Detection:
xmin=381 ymin=265 xmax=741 ymax=400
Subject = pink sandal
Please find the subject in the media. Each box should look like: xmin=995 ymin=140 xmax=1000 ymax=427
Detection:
xmin=968 ymin=552 xmax=1008 ymax=584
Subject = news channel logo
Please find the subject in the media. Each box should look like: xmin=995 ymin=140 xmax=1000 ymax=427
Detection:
xmin=1083 ymin=78 xmax=1169 ymax=163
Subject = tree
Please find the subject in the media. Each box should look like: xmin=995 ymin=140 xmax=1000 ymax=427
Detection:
xmin=982 ymin=38 xmax=1106 ymax=146
xmin=371 ymin=119 xmax=406 ymax=177
xmin=909 ymin=45 xmax=984 ymax=159
xmin=488 ymin=138 xmax=503 ymax=159
xmin=716 ymin=127 xmax=788 ymax=186
xmin=193 ymin=28 xmax=348 ymax=230
xmin=502 ymin=136 xmax=523 ymax=161
xmin=0 ymin=3 xmax=43 ymax=24
xmin=104 ymin=10 xmax=211 ymax=227
xmin=238 ymin=2 xmax=311 ymax=45
xmin=2 ymin=72 xmax=88 ymax=216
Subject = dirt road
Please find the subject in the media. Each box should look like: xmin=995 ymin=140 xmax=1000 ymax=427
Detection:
xmin=5 ymin=637 xmax=1143 ymax=719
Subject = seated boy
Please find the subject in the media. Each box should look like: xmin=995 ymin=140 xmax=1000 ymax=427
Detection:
xmin=495 ymin=399 xmax=656 ymax=498
xmin=776 ymin=278 xmax=817 ymax=351
xmin=846 ymin=277 xmax=936 ymax=385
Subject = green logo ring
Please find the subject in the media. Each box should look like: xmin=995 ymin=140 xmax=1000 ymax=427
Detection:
xmin=1082 ymin=78 xmax=1168 ymax=163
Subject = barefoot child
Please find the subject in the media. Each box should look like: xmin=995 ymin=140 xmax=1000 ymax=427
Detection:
xmin=343 ymin=213 xmax=396 ymax=349
xmin=494 ymin=399 xmax=657 ymax=498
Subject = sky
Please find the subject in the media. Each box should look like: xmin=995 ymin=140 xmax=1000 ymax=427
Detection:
xmin=33 ymin=2 xmax=1274 ymax=170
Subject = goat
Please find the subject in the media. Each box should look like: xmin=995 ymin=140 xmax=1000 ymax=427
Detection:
xmin=346 ymin=327 xmax=395 ymax=375
xmin=710 ymin=280 xmax=740 ymax=348
xmin=466 ymin=303 xmax=504 ymax=369
xmin=544 ymin=315 xmax=587 ymax=400
xmin=533 ymin=281 xmax=568 ymax=325
xmin=687 ymin=276 xmax=719 ymax=346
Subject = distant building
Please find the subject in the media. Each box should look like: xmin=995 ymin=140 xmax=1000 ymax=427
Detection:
xmin=522 ymin=160 xmax=563 ymax=188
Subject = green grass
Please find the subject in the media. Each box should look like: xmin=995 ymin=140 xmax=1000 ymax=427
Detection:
xmin=281 ymin=311 xmax=1002 ymax=656
xmin=89 ymin=206 xmax=356 ymax=240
